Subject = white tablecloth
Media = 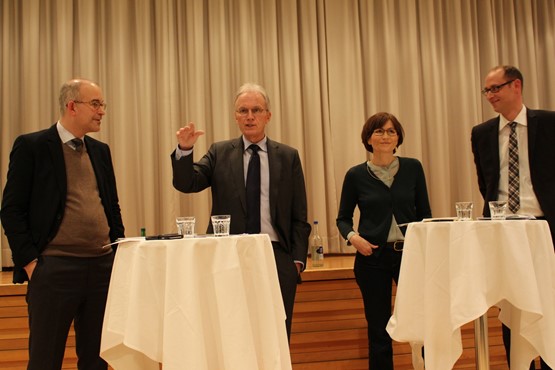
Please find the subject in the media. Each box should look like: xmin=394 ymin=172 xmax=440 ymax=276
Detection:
xmin=100 ymin=234 xmax=291 ymax=370
xmin=386 ymin=220 xmax=555 ymax=370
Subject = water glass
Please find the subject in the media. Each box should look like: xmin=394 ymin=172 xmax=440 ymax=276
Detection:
xmin=176 ymin=216 xmax=195 ymax=237
xmin=211 ymin=215 xmax=231 ymax=236
xmin=489 ymin=201 xmax=508 ymax=220
xmin=455 ymin=202 xmax=473 ymax=221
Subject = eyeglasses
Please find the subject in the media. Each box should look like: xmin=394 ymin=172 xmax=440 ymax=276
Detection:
xmin=373 ymin=128 xmax=398 ymax=136
xmin=481 ymin=80 xmax=515 ymax=96
xmin=73 ymin=100 xmax=107 ymax=110
xmin=236 ymin=107 xmax=268 ymax=116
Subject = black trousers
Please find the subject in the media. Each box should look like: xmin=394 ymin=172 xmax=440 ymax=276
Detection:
xmin=26 ymin=253 xmax=114 ymax=370
xmin=354 ymin=246 xmax=402 ymax=370
xmin=502 ymin=324 xmax=552 ymax=370
xmin=271 ymin=242 xmax=299 ymax=342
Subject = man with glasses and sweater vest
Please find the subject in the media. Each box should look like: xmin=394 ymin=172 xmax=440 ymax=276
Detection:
xmin=1 ymin=79 xmax=124 ymax=370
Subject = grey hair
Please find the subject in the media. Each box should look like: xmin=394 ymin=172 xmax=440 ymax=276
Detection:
xmin=58 ymin=80 xmax=84 ymax=115
xmin=234 ymin=83 xmax=271 ymax=110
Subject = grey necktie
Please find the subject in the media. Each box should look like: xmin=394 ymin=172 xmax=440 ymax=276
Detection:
xmin=71 ymin=138 xmax=84 ymax=153
xmin=508 ymin=122 xmax=520 ymax=213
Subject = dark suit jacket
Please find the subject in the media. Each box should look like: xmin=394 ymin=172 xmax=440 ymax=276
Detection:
xmin=471 ymin=108 xmax=555 ymax=241
xmin=1 ymin=124 xmax=125 ymax=283
xmin=171 ymin=136 xmax=311 ymax=265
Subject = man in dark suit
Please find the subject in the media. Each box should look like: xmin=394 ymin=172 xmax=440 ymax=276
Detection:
xmin=1 ymin=79 xmax=125 ymax=370
xmin=471 ymin=65 xmax=554 ymax=370
xmin=171 ymin=83 xmax=311 ymax=340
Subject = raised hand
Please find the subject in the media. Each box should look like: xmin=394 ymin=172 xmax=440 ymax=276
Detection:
xmin=176 ymin=122 xmax=205 ymax=150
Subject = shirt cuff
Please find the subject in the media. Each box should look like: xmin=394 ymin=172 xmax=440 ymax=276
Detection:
xmin=294 ymin=260 xmax=305 ymax=271
xmin=175 ymin=145 xmax=193 ymax=160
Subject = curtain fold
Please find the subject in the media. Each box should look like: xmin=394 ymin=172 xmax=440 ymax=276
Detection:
xmin=2 ymin=0 xmax=555 ymax=266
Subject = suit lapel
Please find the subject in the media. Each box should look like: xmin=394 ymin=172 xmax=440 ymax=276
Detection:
xmin=527 ymin=108 xmax=538 ymax=162
xmin=45 ymin=125 xmax=67 ymax=197
xmin=267 ymin=139 xmax=281 ymax=219
xmin=488 ymin=118 xmax=501 ymax=176
xmin=230 ymin=138 xmax=247 ymax=213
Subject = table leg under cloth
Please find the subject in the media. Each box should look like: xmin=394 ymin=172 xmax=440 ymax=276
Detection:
xmin=474 ymin=314 xmax=490 ymax=369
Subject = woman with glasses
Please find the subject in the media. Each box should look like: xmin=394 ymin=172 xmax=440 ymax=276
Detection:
xmin=336 ymin=112 xmax=431 ymax=370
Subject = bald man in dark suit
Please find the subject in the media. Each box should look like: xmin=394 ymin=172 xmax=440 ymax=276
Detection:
xmin=171 ymin=83 xmax=311 ymax=340
xmin=471 ymin=65 xmax=554 ymax=370
xmin=1 ymin=79 xmax=124 ymax=370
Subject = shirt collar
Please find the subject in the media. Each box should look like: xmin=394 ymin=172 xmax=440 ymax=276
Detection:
xmin=242 ymin=136 xmax=268 ymax=152
xmin=499 ymin=105 xmax=527 ymax=132
xmin=56 ymin=121 xmax=84 ymax=143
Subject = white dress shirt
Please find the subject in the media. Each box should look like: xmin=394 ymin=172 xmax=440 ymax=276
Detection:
xmin=497 ymin=105 xmax=543 ymax=216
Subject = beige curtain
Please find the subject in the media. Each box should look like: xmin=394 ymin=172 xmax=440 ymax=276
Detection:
xmin=2 ymin=0 xmax=555 ymax=266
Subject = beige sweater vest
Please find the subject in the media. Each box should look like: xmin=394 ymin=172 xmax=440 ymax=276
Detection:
xmin=44 ymin=143 xmax=111 ymax=257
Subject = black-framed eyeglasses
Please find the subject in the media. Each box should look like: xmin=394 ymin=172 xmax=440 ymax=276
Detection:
xmin=373 ymin=128 xmax=397 ymax=137
xmin=73 ymin=100 xmax=107 ymax=110
xmin=236 ymin=107 xmax=268 ymax=116
xmin=481 ymin=80 xmax=515 ymax=96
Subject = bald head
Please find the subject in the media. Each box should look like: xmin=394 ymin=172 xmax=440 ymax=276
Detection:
xmin=59 ymin=79 xmax=100 ymax=115
xmin=58 ymin=79 xmax=106 ymax=137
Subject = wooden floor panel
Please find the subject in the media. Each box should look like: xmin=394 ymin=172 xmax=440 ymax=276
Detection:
xmin=0 ymin=256 xmax=520 ymax=369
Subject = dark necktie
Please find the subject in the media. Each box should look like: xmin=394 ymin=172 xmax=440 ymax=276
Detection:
xmin=508 ymin=122 xmax=520 ymax=213
xmin=71 ymin=138 xmax=84 ymax=153
xmin=246 ymin=144 xmax=261 ymax=234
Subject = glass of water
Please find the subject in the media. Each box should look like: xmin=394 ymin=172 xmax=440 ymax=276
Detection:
xmin=211 ymin=215 xmax=231 ymax=236
xmin=176 ymin=216 xmax=195 ymax=237
xmin=455 ymin=202 xmax=473 ymax=221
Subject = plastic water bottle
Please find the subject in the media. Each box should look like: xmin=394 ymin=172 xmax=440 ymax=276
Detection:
xmin=311 ymin=221 xmax=324 ymax=267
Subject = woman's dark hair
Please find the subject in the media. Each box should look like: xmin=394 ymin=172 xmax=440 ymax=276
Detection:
xmin=361 ymin=112 xmax=405 ymax=153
